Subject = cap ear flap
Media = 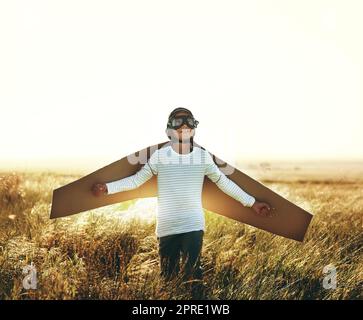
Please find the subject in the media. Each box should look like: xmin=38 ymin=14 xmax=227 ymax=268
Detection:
xmin=165 ymin=128 xmax=173 ymax=140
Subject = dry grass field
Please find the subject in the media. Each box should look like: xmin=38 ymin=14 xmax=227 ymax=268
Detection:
xmin=0 ymin=161 xmax=362 ymax=300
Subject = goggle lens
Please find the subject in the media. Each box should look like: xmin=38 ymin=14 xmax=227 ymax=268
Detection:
xmin=171 ymin=118 xmax=183 ymax=127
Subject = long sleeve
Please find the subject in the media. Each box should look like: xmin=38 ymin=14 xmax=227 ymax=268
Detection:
xmin=106 ymin=150 xmax=159 ymax=195
xmin=204 ymin=151 xmax=255 ymax=207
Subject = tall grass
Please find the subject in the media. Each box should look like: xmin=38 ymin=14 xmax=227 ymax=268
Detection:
xmin=0 ymin=170 xmax=362 ymax=300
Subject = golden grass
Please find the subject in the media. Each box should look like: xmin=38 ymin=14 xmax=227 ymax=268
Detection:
xmin=0 ymin=168 xmax=362 ymax=300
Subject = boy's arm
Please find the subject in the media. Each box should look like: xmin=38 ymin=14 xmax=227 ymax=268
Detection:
xmin=105 ymin=150 xmax=158 ymax=195
xmin=204 ymin=152 xmax=255 ymax=207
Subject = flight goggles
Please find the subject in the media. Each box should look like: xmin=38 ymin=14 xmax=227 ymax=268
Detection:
xmin=167 ymin=115 xmax=199 ymax=129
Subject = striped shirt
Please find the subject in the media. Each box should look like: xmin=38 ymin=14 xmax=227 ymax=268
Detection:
xmin=106 ymin=145 xmax=255 ymax=238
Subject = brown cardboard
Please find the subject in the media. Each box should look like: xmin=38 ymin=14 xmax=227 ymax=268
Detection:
xmin=50 ymin=141 xmax=313 ymax=242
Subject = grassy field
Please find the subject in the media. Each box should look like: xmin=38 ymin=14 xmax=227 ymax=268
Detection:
xmin=0 ymin=162 xmax=362 ymax=300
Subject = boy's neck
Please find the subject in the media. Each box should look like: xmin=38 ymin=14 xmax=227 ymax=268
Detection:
xmin=171 ymin=141 xmax=193 ymax=154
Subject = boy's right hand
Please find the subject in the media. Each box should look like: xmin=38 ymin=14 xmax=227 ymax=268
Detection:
xmin=91 ymin=183 xmax=108 ymax=196
xmin=251 ymin=200 xmax=274 ymax=217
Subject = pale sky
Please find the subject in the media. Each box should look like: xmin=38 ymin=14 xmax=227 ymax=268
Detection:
xmin=1 ymin=0 xmax=362 ymax=172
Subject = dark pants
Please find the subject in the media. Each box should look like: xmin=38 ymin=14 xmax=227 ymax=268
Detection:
xmin=157 ymin=230 xmax=204 ymax=281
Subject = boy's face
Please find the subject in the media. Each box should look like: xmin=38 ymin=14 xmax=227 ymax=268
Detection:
xmin=169 ymin=111 xmax=196 ymax=143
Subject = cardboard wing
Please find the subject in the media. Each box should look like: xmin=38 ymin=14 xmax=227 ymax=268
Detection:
xmin=50 ymin=141 xmax=313 ymax=242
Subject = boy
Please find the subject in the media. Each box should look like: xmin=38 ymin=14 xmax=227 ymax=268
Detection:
xmin=91 ymin=108 xmax=271 ymax=283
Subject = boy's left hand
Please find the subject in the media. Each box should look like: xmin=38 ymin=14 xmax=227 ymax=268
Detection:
xmin=252 ymin=201 xmax=273 ymax=217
